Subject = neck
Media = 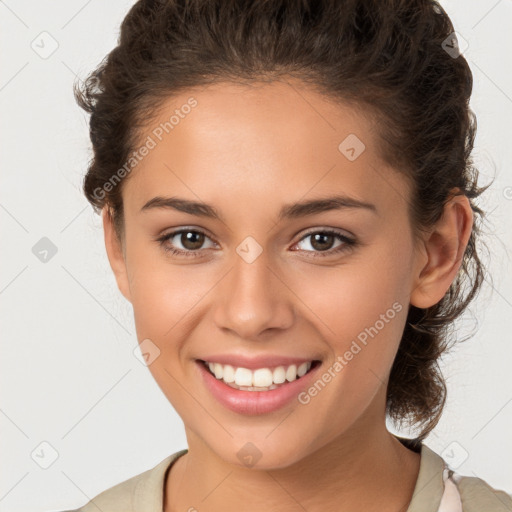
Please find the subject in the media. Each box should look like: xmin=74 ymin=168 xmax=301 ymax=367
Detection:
xmin=164 ymin=423 xmax=421 ymax=512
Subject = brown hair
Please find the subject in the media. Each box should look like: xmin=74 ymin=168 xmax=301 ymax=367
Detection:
xmin=74 ymin=0 xmax=493 ymax=440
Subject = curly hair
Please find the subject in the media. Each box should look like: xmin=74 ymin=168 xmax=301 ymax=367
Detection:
xmin=74 ymin=0 xmax=493 ymax=441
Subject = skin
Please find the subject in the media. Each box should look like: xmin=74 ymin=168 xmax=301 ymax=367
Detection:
xmin=103 ymin=78 xmax=473 ymax=512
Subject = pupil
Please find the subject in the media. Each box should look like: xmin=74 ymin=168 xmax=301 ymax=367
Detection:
xmin=311 ymin=233 xmax=334 ymax=251
xmin=182 ymin=231 xmax=204 ymax=250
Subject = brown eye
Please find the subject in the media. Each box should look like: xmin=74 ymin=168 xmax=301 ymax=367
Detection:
xmin=309 ymin=232 xmax=336 ymax=251
xmin=156 ymin=228 xmax=217 ymax=258
xmin=294 ymin=229 xmax=357 ymax=258
xmin=179 ymin=230 xmax=206 ymax=250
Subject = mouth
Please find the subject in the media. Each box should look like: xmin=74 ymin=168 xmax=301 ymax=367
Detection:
xmin=195 ymin=358 xmax=323 ymax=415
xmin=197 ymin=359 xmax=322 ymax=391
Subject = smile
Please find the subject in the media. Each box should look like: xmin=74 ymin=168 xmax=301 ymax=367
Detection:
xmin=202 ymin=360 xmax=316 ymax=390
xmin=195 ymin=359 xmax=323 ymax=415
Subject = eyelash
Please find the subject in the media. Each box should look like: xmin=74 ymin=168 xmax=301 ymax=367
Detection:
xmin=155 ymin=228 xmax=357 ymax=259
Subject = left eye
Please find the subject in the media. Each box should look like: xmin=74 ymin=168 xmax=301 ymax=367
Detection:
xmin=293 ymin=230 xmax=355 ymax=255
xmin=156 ymin=228 xmax=357 ymax=258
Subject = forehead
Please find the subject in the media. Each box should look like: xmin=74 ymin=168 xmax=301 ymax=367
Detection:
xmin=124 ymin=79 xmax=410 ymax=218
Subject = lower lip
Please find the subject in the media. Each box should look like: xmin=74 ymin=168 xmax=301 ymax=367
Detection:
xmin=195 ymin=359 xmax=322 ymax=415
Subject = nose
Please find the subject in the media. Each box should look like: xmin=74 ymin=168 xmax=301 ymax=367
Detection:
xmin=212 ymin=249 xmax=295 ymax=340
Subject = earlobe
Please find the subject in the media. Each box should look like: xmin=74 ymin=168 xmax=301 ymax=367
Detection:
xmin=102 ymin=207 xmax=132 ymax=303
xmin=410 ymin=191 xmax=473 ymax=309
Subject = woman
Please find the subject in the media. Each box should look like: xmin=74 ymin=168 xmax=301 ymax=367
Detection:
xmin=65 ymin=0 xmax=512 ymax=510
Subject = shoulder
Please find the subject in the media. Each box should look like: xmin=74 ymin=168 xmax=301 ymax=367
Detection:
xmin=454 ymin=474 xmax=512 ymax=511
xmin=398 ymin=437 xmax=512 ymax=512
xmin=50 ymin=449 xmax=188 ymax=512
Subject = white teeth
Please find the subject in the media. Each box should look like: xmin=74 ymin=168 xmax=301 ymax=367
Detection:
xmin=213 ymin=363 xmax=223 ymax=380
xmin=205 ymin=360 xmax=314 ymax=387
xmin=272 ymin=366 xmax=286 ymax=384
xmin=222 ymin=364 xmax=235 ymax=383
xmin=234 ymin=367 xmax=253 ymax=387
xmin=285 ymin=364 xmax=297 ymax=382
xmin=227 ymin=382 xmax=280 ymax=391
xmin=253 ymin=368 xmax=273 ymax=387
xmin=297 ymin=362 xmax=309 ymax=377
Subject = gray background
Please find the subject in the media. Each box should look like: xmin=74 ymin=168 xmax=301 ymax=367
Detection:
xmin=1 ymin=1 xmax=511 ymax=510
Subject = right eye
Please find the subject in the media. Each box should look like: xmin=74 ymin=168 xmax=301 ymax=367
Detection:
xmin=156 ymin=228 xmax=217 ymax=257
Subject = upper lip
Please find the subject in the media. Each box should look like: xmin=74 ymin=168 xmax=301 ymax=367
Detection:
xmin=197 ymin=354 xmax=320 ymax=370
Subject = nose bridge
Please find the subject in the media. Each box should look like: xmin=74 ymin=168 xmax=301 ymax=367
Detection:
xmin=213 ymin=241 xmax=294 ymax=338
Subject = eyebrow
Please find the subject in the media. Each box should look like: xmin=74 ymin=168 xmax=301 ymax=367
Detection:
xmin=140 ymin=194 xmax=378 ymax=221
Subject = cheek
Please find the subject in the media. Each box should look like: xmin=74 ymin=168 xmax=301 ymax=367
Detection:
xmin=301 ymin=248 xmax=411 ymax=372
xmin=292 ymin=256 xmax=410 ymax=428
xmin=129 ymin=259 xmax=215 ymax=342
xmin=126 ymin=254 xmax=217 ymax=402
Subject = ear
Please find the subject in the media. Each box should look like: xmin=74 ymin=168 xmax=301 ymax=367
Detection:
xmin=410 ymin=190 xmax=473 ymax=309
xmin=102 ymin=207 xmax=132 ymax=303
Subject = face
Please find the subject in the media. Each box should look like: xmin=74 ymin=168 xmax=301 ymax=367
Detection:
xmin=104 ymin=79 xmax=448 ymax=469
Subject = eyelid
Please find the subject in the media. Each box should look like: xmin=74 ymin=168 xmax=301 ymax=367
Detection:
xmin=291 ymin=228 xmax=356 ymax=254
xmin=158 ymin=225 xmax=218 ymax=243
xmin=294 ymin=226 xmax=355 ymax=242
xmin=158 ymin=227 xmax=219 ymax=250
